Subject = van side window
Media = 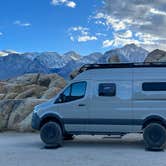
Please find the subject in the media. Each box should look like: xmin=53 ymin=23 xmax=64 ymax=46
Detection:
xmin=71 ymin=82 xmax=87 ymax=100
xmin=99 ymin=83 xmax=116 ymax=96
xmin=142 ymin=82 xmax=166 ymax=91
xmin=56 ymin=82 xmax=87 ymax=103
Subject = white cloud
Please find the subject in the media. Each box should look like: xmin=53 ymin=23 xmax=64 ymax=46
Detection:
xmin=51 ymin=0 xmax=76 ymax=8
xmin=70 ymin=26 xmax=89 ymax=34
xmin=102 ymin=31 xmax=166 ymax=50
xmin=102 ymin=30 xmax=135 ymax=48
xmin=14 ymin=20 xmax=31 ymax=27
xmin=103 ymin=40 xmax=114 ymax=47
xmin=68 ymin=26 xmax=98 ymax=42
xmin=135 ymin=32 xmax=160 ymax=42
xmin=66 ymin=1 xmax=76 ymax=8
xmin=78 ymin=35 xmax=97 ymax=42
xmin=112 ymin=35 xmax=141 ymax=47
xmin=70 ymin=36 xmax=74 ymax=41
xmin=150 ymin=8 xmax=166 ymax=16
xmin=98 ymin=0 xmax=166 ymax=50
xmin=0 ymin=32 xmax=3 ymax=36
xmin=118 ymin=30 xmax=133 ymax=39
xmin=93 ymin=12 xmax=126 ymax=31
xmin=96 ymin=33 xmax=107 ymax=37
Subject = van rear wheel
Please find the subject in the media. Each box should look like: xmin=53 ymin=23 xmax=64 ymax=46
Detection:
xmin=143 ymin=123 xmax=166 ymax=150
xmin=40 ymin=122 xmax=63 ymax=148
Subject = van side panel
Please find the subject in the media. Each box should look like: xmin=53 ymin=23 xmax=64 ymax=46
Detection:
xmin=132 ymin=68 xmax=166 ymax=132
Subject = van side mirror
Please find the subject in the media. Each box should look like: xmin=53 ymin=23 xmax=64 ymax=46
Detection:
xmin=55 ymin=93 xmax=65 ymax=103
xmin=60 ymin=93 xmax=65 ymax=102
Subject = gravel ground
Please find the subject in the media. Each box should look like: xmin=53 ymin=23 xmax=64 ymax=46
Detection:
xmin=0 ymin=132 xmax=166 ymax=166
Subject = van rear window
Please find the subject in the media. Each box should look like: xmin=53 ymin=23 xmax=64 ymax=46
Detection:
xmin=99 ymin=83 xmax=116 ymax=96
xmin=142 ymin=82 xmax=166 ymax=91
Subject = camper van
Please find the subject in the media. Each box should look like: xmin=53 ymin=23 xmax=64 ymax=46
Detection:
xmin=32 ymin=63 xmax=166 ymax=150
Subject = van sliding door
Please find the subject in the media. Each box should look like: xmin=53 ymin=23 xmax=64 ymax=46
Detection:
xmin=88 ymin=79 xmax=133 ymax=133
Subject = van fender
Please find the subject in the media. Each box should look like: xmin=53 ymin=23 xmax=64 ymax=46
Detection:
xmin=40 ymin=113 xmax=65 ymax=133
xmin=142 ymin=115 xmax=166 ymax=129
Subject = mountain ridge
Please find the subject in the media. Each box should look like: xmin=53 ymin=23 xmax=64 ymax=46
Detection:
xmin=0 ymin=44 xmax=165 ymax=80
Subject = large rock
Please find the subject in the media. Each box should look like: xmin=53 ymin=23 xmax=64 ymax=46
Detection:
xmin=42 ymin=87 xmax=61 ymax=99
xmin=0 ymin=100 xmax=22 ymax=130
xmin=70 ymin=68 xmax=80 ymax=80
xmin=7 ymin=73 xmax=40 ymax=86
xmin=7 ymin=99 xmax=46 ymax=131
xmin=48 ymin=75 xmax=66 ymax=88
xmin=0 ymin=94 xmax=5 ymax=100
xmin=37 ymin=74 xmax=51 ymax=87
xmin=0 ymin=73 xmax=66 ymax=132
xmin=4 ymin=84 xmax=25 ymax=94
xmin=15 ymin=86 xmax=47 ymax=99
xmin=108 ymin=55 xmax=121 ymax=63
xmin=4 ymin=93 xmax=17 ymax=99
xmin=1 ymin=73 xmax=66 ymax=100
xmin=145 ymin=49 xmax=166 ymax=62
xmin=17 ymin=112 xmax=34 ymax=132
xmin=0 ymin=82 xmax=7 ymax=93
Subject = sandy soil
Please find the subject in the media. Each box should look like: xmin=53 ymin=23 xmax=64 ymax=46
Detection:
xmin=0 ymin=132 xmax=166 ymax=166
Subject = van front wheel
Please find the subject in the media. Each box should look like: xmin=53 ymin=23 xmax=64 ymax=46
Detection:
xmin=143 ymin=123 xmax=166 ymax=150
xmin=40 ymin=122 xmax=63 ymax=148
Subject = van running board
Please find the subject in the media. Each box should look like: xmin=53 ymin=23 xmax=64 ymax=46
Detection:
xmin=103 ymin=135 xmax=123 ymax=139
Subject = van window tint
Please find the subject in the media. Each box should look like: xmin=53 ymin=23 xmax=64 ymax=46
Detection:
xmin=99 ymin=83 xmax=116 ymax=96
xmin=142 ymin=82 xmax=166 ymax=91
xmin=57 ymin=82 xmax=87 ymax=103
xmin=71 ymin=82 xmax=87 ymax=98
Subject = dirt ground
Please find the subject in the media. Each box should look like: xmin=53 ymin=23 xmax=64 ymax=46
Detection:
xmin=0 ymin=132 xmax=166 ymax=166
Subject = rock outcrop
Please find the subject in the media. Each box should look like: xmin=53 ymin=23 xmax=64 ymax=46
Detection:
xmin=0 ymin=73 xmax=66 ymax=132
xmin=108 ymin=55 xmax=121 ymax=63
xmin=145 ymin=49 xmax=166 ymax=62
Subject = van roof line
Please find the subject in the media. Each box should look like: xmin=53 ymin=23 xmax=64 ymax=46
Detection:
xmin=78 ymin=62 xmax=166 ymax=73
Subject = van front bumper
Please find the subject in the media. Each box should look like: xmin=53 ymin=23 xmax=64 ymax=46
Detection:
xmin=31 ymin=112 xmax=41 ymax=130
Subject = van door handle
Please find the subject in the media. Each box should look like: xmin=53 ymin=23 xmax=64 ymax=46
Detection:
xmin=78 ymin=104 xmax=86 ymax=107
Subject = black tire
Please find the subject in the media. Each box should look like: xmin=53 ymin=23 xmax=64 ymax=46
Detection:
xmin=63 ymin=134 xmax=74 ymax=140
xmin=143 ymin=123 xmax=166 ymax=150
xmin=40 ymin=122 xmax=63 ymax=148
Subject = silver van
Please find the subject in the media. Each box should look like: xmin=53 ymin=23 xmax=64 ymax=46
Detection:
xmin=32 ymin=63 xmax=166 ymax=150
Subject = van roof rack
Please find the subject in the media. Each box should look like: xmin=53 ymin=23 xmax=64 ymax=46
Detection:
xmin=78 ymin=62 xmax=166 ymax=74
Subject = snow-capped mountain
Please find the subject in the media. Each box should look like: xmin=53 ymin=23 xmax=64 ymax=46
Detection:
xmin=0 ymin=50 xmax=20 ymax=57
xmin=0 ymin=44 xmax=150 ymax=80
xmin=101 ymin=44 xmax=149 ymax=63
xmin=34 ymin=52 xmax=66 ymax=69
xmin=64 ymin=51 xmax=81 ymax=61
xmin=0 ymin=54 xmax=48 ymax=80
xmin=22 ymin=52 xmax=40 ymax=60
xmin=81 ymin=52 xmax=103 ymax=64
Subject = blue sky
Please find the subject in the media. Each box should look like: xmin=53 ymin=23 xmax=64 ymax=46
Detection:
xmin=0 ymin=0 xmax=165 ymax=55
xmin=0 ymin=0 xmax=107 ymax=55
